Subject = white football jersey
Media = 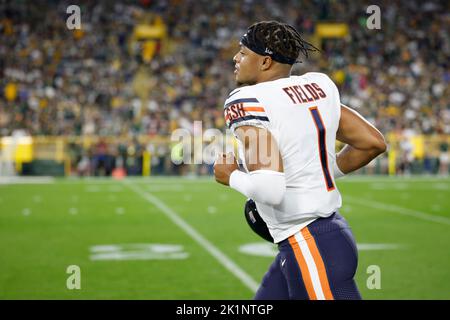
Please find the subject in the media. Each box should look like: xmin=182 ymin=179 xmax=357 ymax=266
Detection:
xmin=224 ymin=72 xmax=342 ymax=243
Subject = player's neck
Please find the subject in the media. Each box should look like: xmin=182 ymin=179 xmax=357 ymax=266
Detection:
xmin=256 ymin=69 xmax=291 ymax=84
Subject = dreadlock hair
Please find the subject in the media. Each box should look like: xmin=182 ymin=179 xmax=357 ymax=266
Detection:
xmin=243 ymin=21 xmax=320 ymax=64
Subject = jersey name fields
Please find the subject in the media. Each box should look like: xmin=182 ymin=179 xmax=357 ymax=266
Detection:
xmin=282 ymin=82 xmax=327 ymax=104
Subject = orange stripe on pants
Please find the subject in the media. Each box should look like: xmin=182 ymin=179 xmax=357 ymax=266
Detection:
xmin=301 ymin=227 xmax=334 ymax=300
xmin=288 ymin=235 xmax=317 ymax=300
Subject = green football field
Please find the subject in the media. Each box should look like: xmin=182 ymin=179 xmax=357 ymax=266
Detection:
xmin=0 ymin=176 xmax=449 ymax=299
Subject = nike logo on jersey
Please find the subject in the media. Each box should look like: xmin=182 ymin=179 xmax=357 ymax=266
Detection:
xmin=281 ymin=258 xmax=287 ymax=267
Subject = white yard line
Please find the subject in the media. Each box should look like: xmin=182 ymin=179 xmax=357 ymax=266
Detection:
xmin=126 ymin=177 xmax=215 ymax=184
xmin=356 ymin=243 xmax=404 ymax=251
xmin=123 ymin=181 xmax=259 ymax=293
xmin=0 ymin=176 xmax=55 ymax=184
xmin=60 ymin=177 xmax=215 ymax=185
xmin=345 ymin=196 xmax=450 ymax=226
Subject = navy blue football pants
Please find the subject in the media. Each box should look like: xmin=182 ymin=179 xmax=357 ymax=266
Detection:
xmin=254 ymin=212 xmax=362 ymax=300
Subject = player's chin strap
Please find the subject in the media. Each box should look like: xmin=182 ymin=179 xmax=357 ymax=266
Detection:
xmin=229 ymin=169 xmax=286 ymax=206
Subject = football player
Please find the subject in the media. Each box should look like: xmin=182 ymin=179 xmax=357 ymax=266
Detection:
xmin=214 ymin=21 xmax=386 ymax=300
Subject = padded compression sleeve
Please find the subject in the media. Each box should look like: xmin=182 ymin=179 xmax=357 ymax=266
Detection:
xmin=333 ymin=161 xmax=346 ymax=179
xmin=229 ymin=169 xmax=286 ymax=206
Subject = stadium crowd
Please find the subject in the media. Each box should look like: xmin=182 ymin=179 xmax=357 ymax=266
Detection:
xmin=0 ymin=0 xmax=448 ymax=176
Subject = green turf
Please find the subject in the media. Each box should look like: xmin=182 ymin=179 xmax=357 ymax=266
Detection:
xmin=0 ymin=176 xmax=448 ymax=299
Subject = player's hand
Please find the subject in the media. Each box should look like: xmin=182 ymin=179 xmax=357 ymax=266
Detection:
xmin=214 ymin=152 xmax=239 ymax=186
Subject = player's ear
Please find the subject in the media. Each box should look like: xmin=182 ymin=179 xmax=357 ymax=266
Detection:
xmin=260 ymin=56 xmax=272 ymax=71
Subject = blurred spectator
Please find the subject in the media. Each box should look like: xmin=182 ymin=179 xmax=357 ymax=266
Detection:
xmin=439 ymin=141 xmax=449 ymax=176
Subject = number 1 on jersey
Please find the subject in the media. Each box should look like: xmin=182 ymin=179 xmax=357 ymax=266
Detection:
xmin=309 ymin=106 xmax=335 ymax=191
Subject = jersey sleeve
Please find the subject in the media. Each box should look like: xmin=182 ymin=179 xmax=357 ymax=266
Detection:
xmin=223 ymin=87 xmax=270 ymax=132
